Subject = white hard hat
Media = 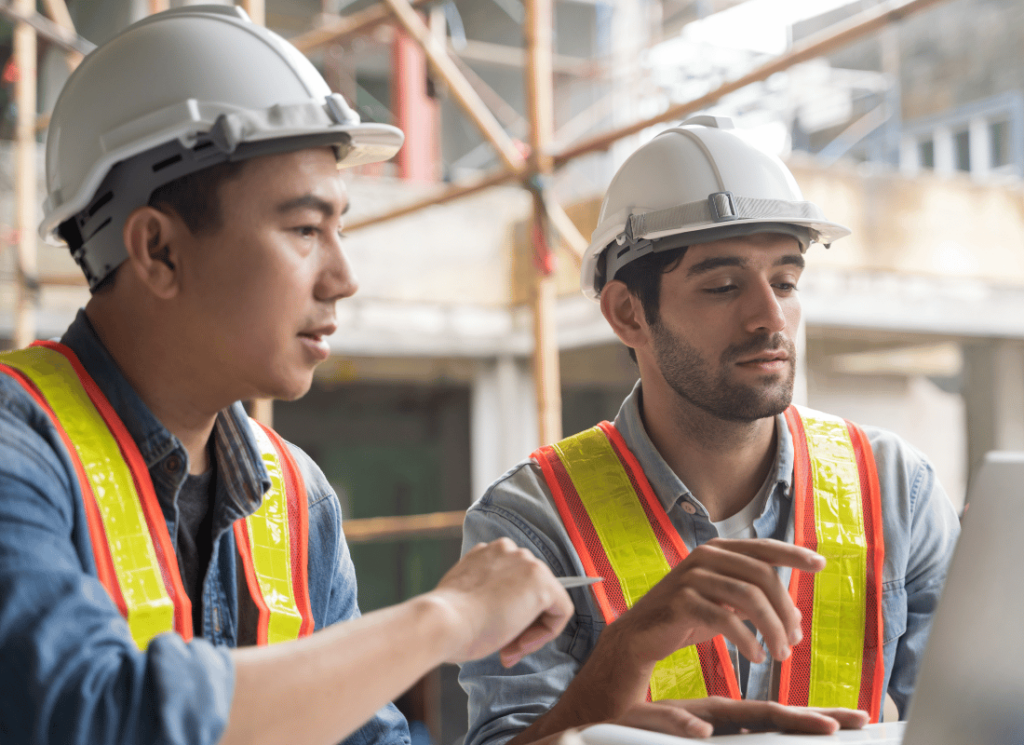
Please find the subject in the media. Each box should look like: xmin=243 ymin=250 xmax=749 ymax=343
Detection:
xmin=581 ymin=115 xmax=850 ymax=300
xmin=41 ymin=4 xmax=404 ymax=289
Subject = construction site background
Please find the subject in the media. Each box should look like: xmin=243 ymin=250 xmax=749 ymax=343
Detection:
xmin=0 ymin=0 xmax=1021 ymax=741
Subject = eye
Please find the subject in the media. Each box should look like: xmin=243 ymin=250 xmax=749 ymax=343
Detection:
xmin=705 ymin=283 xmax=738 ymax=295
xmin=294 ymin=226 xmax=320 ymax=238
xmin=773 ymin=277 xmax=800 ymax=293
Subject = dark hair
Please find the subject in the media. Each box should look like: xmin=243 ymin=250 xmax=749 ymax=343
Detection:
xmin=82 ymin=159 xmax=249 ymax=293
xmin=600 ymin=244 xmax=688 ymax=363
xmin=147 ymin=158 xmax=249 ymax=235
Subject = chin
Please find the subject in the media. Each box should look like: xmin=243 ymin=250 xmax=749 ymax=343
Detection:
xmin=257 ymin=369 xmax=315 ymax=403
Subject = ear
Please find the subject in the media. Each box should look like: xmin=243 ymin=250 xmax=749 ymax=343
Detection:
xmin=122 ymin=206 xmax=182 ymax=300
xmin=599 ymin=280 xmax=651 ymax=354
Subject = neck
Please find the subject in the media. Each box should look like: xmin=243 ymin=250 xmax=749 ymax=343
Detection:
xmin=640 ymin=380 xmax=779 ymax=523
xmin=85 ymin=299 xmax=220 ymax=475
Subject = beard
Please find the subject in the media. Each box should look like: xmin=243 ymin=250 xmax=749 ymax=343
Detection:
xmin=649 ymin=323 xmax=796 ymax=423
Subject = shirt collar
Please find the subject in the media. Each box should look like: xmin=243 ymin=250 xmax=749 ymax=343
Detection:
xmin=612 ymin=379 xmax=795 ymax=514
xmin=60 ymin=309 xmax=270 ymax=518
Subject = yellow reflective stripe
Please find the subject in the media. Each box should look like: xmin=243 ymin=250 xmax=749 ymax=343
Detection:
xmin=798 ymin=406 xmax=866 ymax=710
xmin=554 ymin=427 xmax=707 ymax=700
xmin=246 ymin=421 xmax=303 ymax=644
xmin=1 ymin=347 xmax=174 ymax=649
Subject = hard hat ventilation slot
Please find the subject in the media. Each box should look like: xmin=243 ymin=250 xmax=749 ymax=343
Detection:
xmin=152 ymin=154 xmax=184 ymax=172
xmin=86 ymin=191 xmax=113 ymax=218
xmin=84 ymin=217 xmax=111 ymax=242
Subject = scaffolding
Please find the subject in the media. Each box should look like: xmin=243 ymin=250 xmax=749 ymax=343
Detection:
xmin=4 ymin=0 xmax=951 ymax=545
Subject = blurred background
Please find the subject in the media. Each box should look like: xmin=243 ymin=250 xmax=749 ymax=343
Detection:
xmin=0 ymin=0 xmax=1020 ymax=740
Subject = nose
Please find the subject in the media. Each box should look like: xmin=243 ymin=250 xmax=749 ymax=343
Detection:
xmin=743 ymin=278 xmax=788 ymax=335
xmin=316 ymin=232 xmax=359 ymax=303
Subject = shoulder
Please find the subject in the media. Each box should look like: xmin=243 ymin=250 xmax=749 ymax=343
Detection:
xmin=272 ymin=433 xmax=342 ymax=516
xmin=847 ymin=420 xmax=959 ymax=578
xmin=472 ymin=457 xmax=550 ymax=520
xmin=466 ymin=457 xmax=580 ymax=577
xmin=0 ymin=370 xmax=77 ymax=503
xmin=855 ymin=423 xmax=941 ymax=510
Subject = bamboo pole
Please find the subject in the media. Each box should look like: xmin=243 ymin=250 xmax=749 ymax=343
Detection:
xmin=241 ymin=0 xmax=272 ymax=423
xmin=290 ymin=0 xmax=433 ymax=54
xmin=12 ymin=0 xmax=36 ymax=350
xmin=0 ymin=1 xmax=92 ymax=54
xmin=250 ymin=397 xmax=273 ymax=427
xmin=524 ymin=0 xmax=561 ymax=446
xmin=382 ymin=0 xmax=526 ymax=174
xmin=147 ymin=0 xmax=167 ymax=15
xmin=540 ymin=189 xmax=587 ymax=265
xmin=346 ymin=0 xmax=946 ymax=238
xmin=342 ymin=510 xmax=466 ymax=543
xmin=346 ymin=168 xmax=517 ymax=232
xmin=554 ymin=0 xmax=949 ymax=167
xmin=239 ymin=0 xmax=264 ymax=28
xmin=39 ymin=0 xmax=82 ymax=69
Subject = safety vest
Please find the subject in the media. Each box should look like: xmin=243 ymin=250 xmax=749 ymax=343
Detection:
xmin=0 ymin=341 xmax=316 ymax=650
xmin=531 ymin=406 xmax=885 ymax=722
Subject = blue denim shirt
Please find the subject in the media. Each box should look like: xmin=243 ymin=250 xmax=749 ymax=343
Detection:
xmin=459 ymin=381 xmax=960 ymax=745
xmin=0 ymin=310 xmax=410 ymax=745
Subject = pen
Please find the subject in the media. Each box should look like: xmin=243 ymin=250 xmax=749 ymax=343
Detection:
xmin=557 ymin=576 xmax=603 ymax=589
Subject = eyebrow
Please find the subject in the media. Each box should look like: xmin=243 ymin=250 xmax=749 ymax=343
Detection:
xmin=686 ymin=253 xmax=805 ymax=277
xmin=275 ymin=194 xmax=350 ymax=218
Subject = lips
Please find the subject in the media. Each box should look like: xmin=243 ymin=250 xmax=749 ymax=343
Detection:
xmin=298 ymin=324 xmax=337 ymax=341
xmin=736 ymin=349 xmax=789 ymax=365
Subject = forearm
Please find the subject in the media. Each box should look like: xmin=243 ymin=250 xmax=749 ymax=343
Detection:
xmin=507 ymin=630 xmax=652 ymax=745
xmin=222 ymin=593 xmax=459 ymax=745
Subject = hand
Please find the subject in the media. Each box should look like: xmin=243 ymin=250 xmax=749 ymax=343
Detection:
xmin=605 ymin=699 xmax=869 ymax=739
xmin=429 ymin=538 xmax=574 ymax=668
xmin=607 ymin=538 xmax=825 ymax=667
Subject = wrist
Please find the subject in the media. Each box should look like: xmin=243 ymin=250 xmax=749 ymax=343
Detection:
xmin=408 ymin=590 xmax=474 ymax=664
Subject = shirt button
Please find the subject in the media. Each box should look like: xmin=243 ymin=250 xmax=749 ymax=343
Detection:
xmin=681 ymin=502 xmax=697 ymax=515
xmin=163 ymin=455 xmax=182 ymax=473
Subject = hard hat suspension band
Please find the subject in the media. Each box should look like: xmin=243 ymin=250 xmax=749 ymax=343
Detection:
xmin=64 ymin=124 xmax=354 ymax=291
xmin=604 ymin=219 xmax=813 ymax=289
xmin=629 ymin=192 xmax=826 ymax=242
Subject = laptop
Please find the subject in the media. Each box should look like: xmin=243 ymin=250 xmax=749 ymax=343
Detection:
xmin=581 ymin=451 xmax=1024 ymax=745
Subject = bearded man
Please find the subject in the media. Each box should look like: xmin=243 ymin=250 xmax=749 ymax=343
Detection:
xmin=458 ymin=117 xmax=960 ymax=743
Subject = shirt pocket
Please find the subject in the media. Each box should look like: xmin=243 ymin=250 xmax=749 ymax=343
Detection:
xmin=882 ymin=580 xmax=908 ymax=646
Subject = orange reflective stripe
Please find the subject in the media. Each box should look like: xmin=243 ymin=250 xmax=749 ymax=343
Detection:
xmin=538 ymin=412 xmax=883 ymax=712
xmin=534 ymin=422 xmax=739 ymax=702
xmin=0 ymin=343 xmax=192 ymax=648
xmin=235 ymin=419 xmax=314 ymax=645
xmin=847 ymin=420 xmax=885 ymax=721
xmin=779 ymin=406 xmax=884 ymax=721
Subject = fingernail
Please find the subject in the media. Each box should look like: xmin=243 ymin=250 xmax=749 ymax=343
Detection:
xmin=790 ymin=627 xmax=803 ymax=645
xmin=502 ymin=652 xmax=524 ymax=668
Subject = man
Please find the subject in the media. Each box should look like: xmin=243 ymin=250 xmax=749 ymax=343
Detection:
xmin=0 ymin=7 xmax=577 ymax=744
xmin=459 ymin=117 xmax=961 ymax=744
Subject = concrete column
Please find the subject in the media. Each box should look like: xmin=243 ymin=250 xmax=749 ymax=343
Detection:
xmin=969 ymin=116 xmax=991 ymax=178
xmin=962 ymin=340 xmax=1024 ymax=482
xmin=933 ymin=125 xmax=954 ymax=175
xmin=470 ymin=356 xmax=538 ymax=501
